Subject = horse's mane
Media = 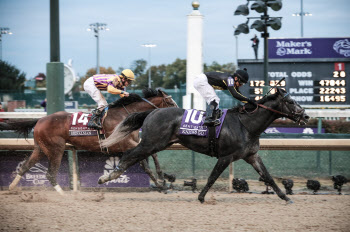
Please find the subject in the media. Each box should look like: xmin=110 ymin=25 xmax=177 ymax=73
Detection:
xmin=228 ymin=90 xmax=280 ymax=113
xmin=108 ymin=88 xmax=162 ymax=109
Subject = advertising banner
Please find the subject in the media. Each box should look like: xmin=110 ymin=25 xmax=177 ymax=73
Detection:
xmin=265 ymin=127 xmax=324 ymax=134
xmin=78 ymin=153 xmax=150 ymax=188
xmin=269 ymin=38 xmax=350 ymax=59
xmin=0 ymin=152 xmax=69 ymax=187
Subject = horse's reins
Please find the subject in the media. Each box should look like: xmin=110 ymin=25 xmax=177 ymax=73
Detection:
xmin=122 ymin=94 xmax=177 ymax=115
xmin=141 ymin=98 xmax=159 ymax=109
xmin=242 ymin=92 xmax=304 ymax=124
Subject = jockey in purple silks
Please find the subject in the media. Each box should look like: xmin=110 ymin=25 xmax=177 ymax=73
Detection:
xmin=84 ymin=69 xmax=135 ymax=129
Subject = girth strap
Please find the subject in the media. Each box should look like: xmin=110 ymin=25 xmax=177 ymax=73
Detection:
xmin=208 ymin=126 xmax=217 ymax=157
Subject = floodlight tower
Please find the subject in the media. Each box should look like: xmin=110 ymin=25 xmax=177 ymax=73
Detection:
xmin=0 ymin=27 xmax=13 ymax=60
xmin=141 ymin=43 xmax=157 ymax=88
xmin=87 ymin=23 xmax=109 ymax=74
xmin=292 ymin=0 xmax=312 ymax=37
xmin=234 ymin=0 xmax=283 ymax=95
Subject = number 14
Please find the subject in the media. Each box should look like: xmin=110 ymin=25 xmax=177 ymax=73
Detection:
xmin=71 ymin=113 xmax=89 ymax=125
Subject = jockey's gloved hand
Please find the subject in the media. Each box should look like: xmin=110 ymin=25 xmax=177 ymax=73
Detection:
xmin=247 ymin=98 xmax=258 ymax=107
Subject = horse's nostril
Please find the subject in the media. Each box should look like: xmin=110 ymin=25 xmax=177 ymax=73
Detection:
xmin=304 ymin=115 xmax=310 ymax=120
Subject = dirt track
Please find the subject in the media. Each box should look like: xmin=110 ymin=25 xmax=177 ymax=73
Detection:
xmin=1 ymin=190 xmax=349 ymax=232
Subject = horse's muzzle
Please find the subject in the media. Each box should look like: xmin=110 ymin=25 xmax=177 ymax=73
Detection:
xmin=298 ymin=112 xmax=310 ymax=125
xmin=292 ymin=109 xmax=309 ymax=125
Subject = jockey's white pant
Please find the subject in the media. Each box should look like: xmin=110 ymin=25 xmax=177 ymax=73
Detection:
xmin=193 ymin=74 xmax=220 ymax=109
xmin=83 ymin=77 xmax=108 ymax=109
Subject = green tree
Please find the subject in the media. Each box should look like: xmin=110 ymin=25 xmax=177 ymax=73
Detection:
xmin=0 ymin=61 xmax=26 ymax=91
xmin=131 ymin=59 xmax=147 ymax=77
xmin=35 ymin=73 xmax=46 ymax=88
xmin=163 ymin=58 xmax=186 ymax=89
xmin=204 ymin=61 xmax=236 ymax=74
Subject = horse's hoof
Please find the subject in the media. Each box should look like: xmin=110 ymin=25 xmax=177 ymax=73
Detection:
xmin=98 ymin=176 xmax=105 ymax=184
xmin=286 ymin=199 xmax=294 ymax=204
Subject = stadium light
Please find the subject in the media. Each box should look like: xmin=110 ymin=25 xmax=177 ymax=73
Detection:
xmin=233 ymin=0 xmax=283 ymax=95
xmin=87 ymin=23 xmax=109 ymax=74
xmin=251 ymin=0 xmax=266 ymax=13
xmin=141 ymin=43 xmax=157 ymax=88
xmin=267 ymin=0 xmax=283 ymax=11
xmin=292 ymin=0 xmax=312 ymax=37
xmin=267 ymin=18 xmax=282 ymax=30
xmin=234 ymin=4 xmax=249 ymax=16
xmin=234 ymin=23 xmax=250 ymax=35
xmin=0 ymin=27 xmax=13 ymax=60
xmin=250 ymin=20 xmax=265 ymax=32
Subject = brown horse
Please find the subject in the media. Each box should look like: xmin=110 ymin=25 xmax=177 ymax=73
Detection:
xmin=1 ymin=88 xmax=177 ymax=194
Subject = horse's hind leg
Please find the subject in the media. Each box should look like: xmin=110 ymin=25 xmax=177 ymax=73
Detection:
xmin=139 ymin=159 xmax=165 ymax=192
xmin=244 ymin=153 xmax=292 ymax=203
xmin=9 ymin=145 xmax=45 ymax=190
xmin=198 ymin=156 xmax=232 ymax=203
xmin=151 ymin=153 xmax=164 ymax=182
xmin=99 ymin=144 xmax=160 ymax=184
xmin=39 ymin=140 xmax=66 ymax=195
xmin=46 ymin=149 xmax=66 ymax=195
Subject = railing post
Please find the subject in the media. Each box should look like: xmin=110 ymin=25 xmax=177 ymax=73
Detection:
xmin=316 ymin=118 xmax=322 ymax=170
xmin=329 ymin=151 xmax=332 ymax=176
xmin=68 ymin=149 xmax=79 ymax=191
xmin=191 ymin=93 xmax=196 ymax=177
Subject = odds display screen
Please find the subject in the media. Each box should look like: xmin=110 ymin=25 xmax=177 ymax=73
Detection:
xmin=238 ymin=59 xmax=350 ymax=106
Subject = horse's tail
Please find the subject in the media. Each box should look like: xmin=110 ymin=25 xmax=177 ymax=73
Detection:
xmin=0 ymin=120 xmax=39 ymax=139
xmin=102 ymin=110 xmax=154 ymax=148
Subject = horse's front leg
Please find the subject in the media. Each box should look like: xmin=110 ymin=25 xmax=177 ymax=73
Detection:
xmin=244 ymin=153 xmax=292 ymax=203
xmin=198 ymin=156 xmax=231 ymax=203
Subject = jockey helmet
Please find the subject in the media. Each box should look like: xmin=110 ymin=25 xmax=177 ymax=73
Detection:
xmin=121 ymin=69 xmax=135 ymax=81
xmin=235 ymin=68 xmax=249 ymax=84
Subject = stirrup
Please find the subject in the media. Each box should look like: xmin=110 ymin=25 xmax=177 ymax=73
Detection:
xmin=88 ymin=120 xmax=102 ymax=129
xmin=88 ymin=115 xmax=102 ymax=129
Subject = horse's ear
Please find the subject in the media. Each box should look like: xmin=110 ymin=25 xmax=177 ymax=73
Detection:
xmin=277 ymin=87 xmax=284 ymax=95
xmin=157 ymin=89 xmax=165 ymax=96
xmin=277 ymin=87 xmax=288 ymax=97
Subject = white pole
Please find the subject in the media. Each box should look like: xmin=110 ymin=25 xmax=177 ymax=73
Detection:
xmin=183 ymin=1 xmax=205 ymax=110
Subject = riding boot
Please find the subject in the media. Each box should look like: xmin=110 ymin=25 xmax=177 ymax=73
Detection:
xmin=88 ymin=108 xmax=103 ymax=129
xmin=203 ymin=100 xmax=221 ymax=127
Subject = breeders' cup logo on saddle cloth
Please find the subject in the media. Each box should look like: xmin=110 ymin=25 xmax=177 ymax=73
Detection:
xmin=103 ymin=157 xmax=130 ymax=185
xmin=333 ymin=39 xmax=350 ymax=57
xmin=69 ymin=112 xmax=98 ymax=136
xmin=179 ymin=109 xmax=228 ymax=138
xmin=15 ymin=161 xmax=49 ymax=185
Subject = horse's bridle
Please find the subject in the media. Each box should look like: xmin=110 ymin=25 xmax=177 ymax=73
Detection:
xmin=122 ymin=94 xmax=178 ymax=115
xmin=257 ymin=93 xmax=305 ymax=123
xmin=141 ymin=98 xmax=159 ymax=109
xmin=142 ymin=94 xmax=178 ymax=108
xmin=162 ymin=95 xmax=179 ymax=108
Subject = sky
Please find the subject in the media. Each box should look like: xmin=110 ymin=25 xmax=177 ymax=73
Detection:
xmin=1 ymin=0 xmax=350 ymax=80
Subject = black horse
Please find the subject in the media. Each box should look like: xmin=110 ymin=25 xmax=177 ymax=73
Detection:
xmin=99 ymin=87 xmax=309 ymax=203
